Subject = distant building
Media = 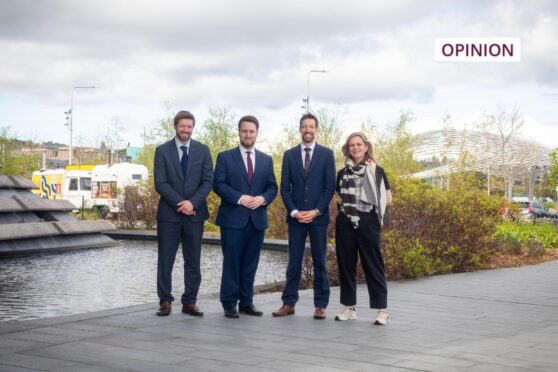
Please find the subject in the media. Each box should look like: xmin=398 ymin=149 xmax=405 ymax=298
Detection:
xmin=115 ymin=144 xmax=142 ymax=163
xmin=411 ymin=129 xmax=552 ymax=199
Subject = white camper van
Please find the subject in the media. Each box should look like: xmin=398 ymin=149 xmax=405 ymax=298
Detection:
xmin=32 ymin=168 xmax=92 ymax=209
xmin=90 ymin=163 xmax=149 ymax=217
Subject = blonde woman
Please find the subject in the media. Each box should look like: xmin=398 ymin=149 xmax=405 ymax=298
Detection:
xmin=335 ymin=132 xmax=392 ymax=325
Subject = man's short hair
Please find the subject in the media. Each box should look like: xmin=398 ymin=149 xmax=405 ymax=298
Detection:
xmin=299 ymin=113 xmax=319 ymax=128
xmin=238 ymin=115 xmax=259 ymax=130
xmin=174 ymin=111 xmax=196 ymax=126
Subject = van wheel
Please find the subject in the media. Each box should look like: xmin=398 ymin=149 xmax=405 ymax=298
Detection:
xmin=98 ymin=206 xmax=110 ymax=219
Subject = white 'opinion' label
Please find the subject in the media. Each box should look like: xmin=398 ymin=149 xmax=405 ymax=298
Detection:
xmin=434 ymin=38 xmax=521 ymax=62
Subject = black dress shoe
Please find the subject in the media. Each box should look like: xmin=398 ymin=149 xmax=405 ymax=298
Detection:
xmin=239 ymin=304 xmax=263 ymax=316
xmin=182 ymin=304 xmax=203 ymax=317
xmin=156 ymin=301 xmax=171 ymax=316
xmin=224 ymin=308 xmax=239 ymax=318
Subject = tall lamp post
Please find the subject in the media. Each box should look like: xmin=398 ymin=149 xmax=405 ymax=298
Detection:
xmin=65 ymin=86 xmax=96 ymax=165
xmin=303 ymin=69 xmax=328 ymax=113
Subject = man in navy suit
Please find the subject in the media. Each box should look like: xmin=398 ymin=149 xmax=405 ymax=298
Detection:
xmin=273 ymin=113 xmax=336 ymax=319
xmin=154 ymin=110 xmax=213 ymax=317
xmin=214 ymin=115 xmax=278 ymax=318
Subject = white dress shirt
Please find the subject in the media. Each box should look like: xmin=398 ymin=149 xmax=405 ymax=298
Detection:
xmin=175 ymin=137 xmax=190 ymax=161
xmin=239 ymin=145 xmax=256 ymax=172
xmin=237 ymin=145 xmax=261 ymax=205
xmin=300 ymin=142 xmax=316 ymax=165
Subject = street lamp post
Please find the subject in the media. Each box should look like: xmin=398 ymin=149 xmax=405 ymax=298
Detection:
xmin=66 ymin=86 xmax=96 ymax=165
xmin=303 ymin=69 xmax=328 ymax=113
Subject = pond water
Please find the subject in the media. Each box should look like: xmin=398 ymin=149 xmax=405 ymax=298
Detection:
xmin=0 ymin=241 xmax=288 ymax=322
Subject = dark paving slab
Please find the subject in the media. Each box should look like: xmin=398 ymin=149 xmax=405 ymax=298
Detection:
xmin=1 ymin=260 xmax=557 ymax=371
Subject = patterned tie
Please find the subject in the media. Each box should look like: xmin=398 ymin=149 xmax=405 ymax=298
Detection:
xmin=304 ymin=147 xmax=311 ymax=174
xmin=180 ymin=145 xmax=188 ymax=176
xmin=246 ymin=151 xmax=254 ymax=183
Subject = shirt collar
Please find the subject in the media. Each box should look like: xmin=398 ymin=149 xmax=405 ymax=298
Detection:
xmin=301 ymin=142 xmax=316 ymax=152
xmin=175 ymin=137 xmax=191 ymax=149
xmin=239 ymin=144 xmax=256 ymax=154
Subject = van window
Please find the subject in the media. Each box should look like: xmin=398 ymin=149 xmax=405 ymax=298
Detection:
xmin=80 ymin=178 xmax=91 ymax=191
xmin=69 ymin=178 xmax=78 ymax=191
xmin=132 ymin=174 xmax=142 ymax=180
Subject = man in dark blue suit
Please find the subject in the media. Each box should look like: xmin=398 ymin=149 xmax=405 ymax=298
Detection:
xmin=273 ymin=113 xmax=336 ymax=319
xmin=214 ymin=115 xmax=278 ymax=318
xmin=154 ymin=110 xmax=213 ymax=317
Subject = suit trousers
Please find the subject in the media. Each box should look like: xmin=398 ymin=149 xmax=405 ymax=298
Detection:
xmin=219 ymin=219 xmax=265 ymax=310
xmin=281 ymin=223 xmax=330 ymax=308
xmin=335 ymin=211 xmax=387 ymax=309
xmin=157 ymin=220 xmax=204 ymax=304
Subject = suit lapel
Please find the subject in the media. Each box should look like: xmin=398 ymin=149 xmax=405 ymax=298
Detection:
xmin=293 ymin=146 xmax=305 ymax=177
xmin=184 ymin=140 xmax=198 ymax=180
xmin=233 ymin=147 xmax=249 ymax=183
xmin=306 ymin=144 xmax=322 ymax=178
xmin=169 ymin=139 xmax=184 ymax=182
xmin=253 ymin=150 xmax=265 ymax=184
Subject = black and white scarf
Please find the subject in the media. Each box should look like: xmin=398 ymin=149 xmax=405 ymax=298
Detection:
xmin=339 ymin=159 xmax=387 ymax=229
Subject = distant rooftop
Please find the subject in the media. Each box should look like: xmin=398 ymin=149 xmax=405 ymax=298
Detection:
xmin=412 ymin=129 xmax=551 ymax=179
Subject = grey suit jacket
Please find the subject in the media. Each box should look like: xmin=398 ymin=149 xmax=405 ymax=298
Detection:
xmin=154 ymin=138 xmax=214 ymax=222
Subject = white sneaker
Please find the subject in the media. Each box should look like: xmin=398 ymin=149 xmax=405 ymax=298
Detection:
xmin=335 ymin=306 xmax=357 ymax=321
xmin=374 ymin=310 xmax=389 ymax=325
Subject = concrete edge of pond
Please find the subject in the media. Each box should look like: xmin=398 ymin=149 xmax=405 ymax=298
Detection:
xmin=0 ymin=230 xmax=288 ymax=257
xmin=103 ymin=229 xmax=288 ymax=252
xmin=0 ymin=281 xmax=286 ymax=330
xmin=0 ymin=234 xmax=120 ymax=258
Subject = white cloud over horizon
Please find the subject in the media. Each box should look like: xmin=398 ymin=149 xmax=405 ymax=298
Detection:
xmin=0 ymin=0 xmax=556 ymax=149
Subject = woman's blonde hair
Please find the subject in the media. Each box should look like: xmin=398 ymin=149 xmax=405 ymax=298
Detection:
xmin=341 ymin=132 xmax=376 ymax=163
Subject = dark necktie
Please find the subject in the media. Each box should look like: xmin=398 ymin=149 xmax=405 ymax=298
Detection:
xmin=246 ymin=151 xmax=254 ymax=183
xmin=304 ymin=147 xmax=311 ymax=174
xmin=180 ymin=145 xmax=188 ymax=176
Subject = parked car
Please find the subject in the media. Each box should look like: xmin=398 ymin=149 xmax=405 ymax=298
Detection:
xmin=512 ymin=197 xmax=556 ymax=219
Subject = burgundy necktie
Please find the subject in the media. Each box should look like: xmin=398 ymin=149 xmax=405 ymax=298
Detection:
xmin=246 ymin=151 xmax=254 ymax=183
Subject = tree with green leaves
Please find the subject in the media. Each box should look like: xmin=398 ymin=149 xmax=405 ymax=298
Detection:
xmin=374 ymin=110 xmax=421 ymax=177
xmin=195 ymin=107 xmax=237 ymax=165
xmin=542 ymin=148 xmax=558 ymax=200
xmin=136 ymin=108 xmax=175 ymax=175
xmin=0 ymin=127 xmax=41 ymax=178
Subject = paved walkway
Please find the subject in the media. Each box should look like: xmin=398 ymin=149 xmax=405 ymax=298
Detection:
xmin=1 ymin=260 xmax=557 ymax=371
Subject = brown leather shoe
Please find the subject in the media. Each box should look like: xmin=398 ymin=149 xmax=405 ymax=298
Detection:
xmin=272 ymin=304 xmax=295 ymax=317
xmin=314 ymin=307 xmax=326 ymax=319
xmin=156 ymin=301 xmax=171 ymax=316
xmin=182 ymin=303 xmax=203 ymax=317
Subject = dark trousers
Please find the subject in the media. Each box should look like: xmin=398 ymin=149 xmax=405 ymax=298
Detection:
xmin=335 ymin=211 xmax=387 ymax=309
xmin=157 ymin=220 xmax=204 ymax=304
xmin=220 ymin=219 xmax=265 ymax=310
xmin=281 ymin=223 xmax=330 ymax=308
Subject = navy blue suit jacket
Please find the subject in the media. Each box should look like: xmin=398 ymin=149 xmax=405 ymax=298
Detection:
xmin=154 ymin=138 xmax=214 ymax=222
xmin=280 ymin=143 xmax=336 ymax=225
xmin=214 ymin=147 xmax=278 ymax=231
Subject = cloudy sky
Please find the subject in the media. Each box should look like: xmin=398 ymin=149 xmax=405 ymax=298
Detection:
xmin=1 ymin=0 xmax=557 ymax=149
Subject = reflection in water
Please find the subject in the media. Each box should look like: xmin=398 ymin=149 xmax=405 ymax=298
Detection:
xmin=0 ymin=241 xmax=288 ymax=322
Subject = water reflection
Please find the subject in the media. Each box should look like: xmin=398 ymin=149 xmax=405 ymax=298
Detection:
xmin=0 ymin=241 xmax=288 ymax=322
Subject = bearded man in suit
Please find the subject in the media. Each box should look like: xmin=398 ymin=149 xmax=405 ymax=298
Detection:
xmin=154 ymin=110 xmax=213 ymax=317
xmin=213 ymin=115 xmax=278 ymax=318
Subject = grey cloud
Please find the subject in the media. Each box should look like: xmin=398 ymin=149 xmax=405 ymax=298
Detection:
xmin=1 ymin=0 xmax=557 ymax=110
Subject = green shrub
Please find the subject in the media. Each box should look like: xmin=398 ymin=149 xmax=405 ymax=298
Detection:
xmin=118 ymin=180 xmax=159 ymax=230
xmin=382 ymin=177 xmax=502 ymax=277
xmin=526 ymin=239 xmax=545 ymax=257
xmin=494 ymin=232 xmax=522 ymax=255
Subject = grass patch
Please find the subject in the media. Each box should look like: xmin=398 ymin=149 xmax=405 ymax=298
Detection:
xmin=495 ymin=222 xmax=558 ymax=249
